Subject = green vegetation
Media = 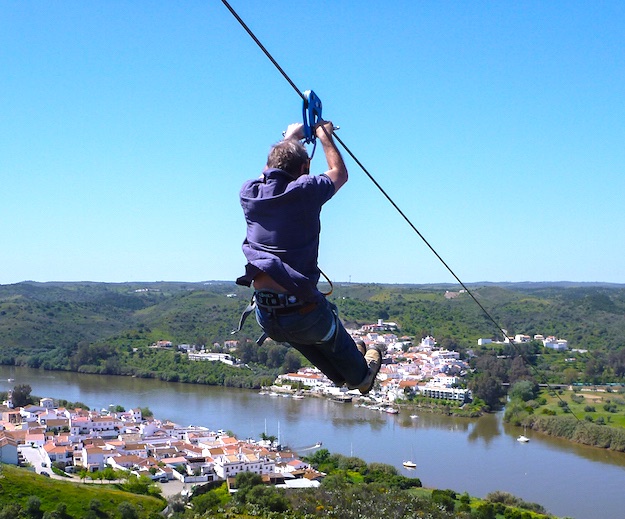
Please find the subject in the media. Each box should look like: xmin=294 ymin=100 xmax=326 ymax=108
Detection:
xmin=504 ymin=383 xmax=625 ymax=450
xmin=0 ymin=464 xmax=165 ymax=518
xmin=398 ymin=392 xmax=485 ymax=417
xmin=162 ymin=450 xmax=560 ymax=518
xmin=2 ymin=281 xmax=625 ymax=389
xmin=3 ymin=280 xmax=625 ymax=447
xmin=0 ymin=451 xmax=566 ymax=519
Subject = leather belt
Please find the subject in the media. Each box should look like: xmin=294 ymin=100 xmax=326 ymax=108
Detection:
xmin=254 ymin=291 xmax=317 ymax=315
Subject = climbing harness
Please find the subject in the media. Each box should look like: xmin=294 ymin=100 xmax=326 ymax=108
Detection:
xmin=232 ymin=269 xmax=331 ymax=344
xmin=232 ymin=291 xmax=320 ymax=347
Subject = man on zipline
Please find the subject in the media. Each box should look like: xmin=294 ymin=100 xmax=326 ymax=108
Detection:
xmin=236 ymin=120 xmax=382 ymax=394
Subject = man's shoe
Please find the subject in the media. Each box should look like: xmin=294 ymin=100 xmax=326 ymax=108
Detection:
xmin=357 ymin=345 xmax=382 ymax=395
xmin=355 ymin=340 xmax=366 ymax=356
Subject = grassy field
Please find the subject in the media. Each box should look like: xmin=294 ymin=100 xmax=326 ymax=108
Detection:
xmin=540 ymin=387 xmax=625 ymax=427
xmin=0 ymin=464 xmax=165 ymax=518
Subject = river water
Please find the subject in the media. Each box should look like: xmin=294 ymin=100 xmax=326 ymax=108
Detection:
xmin=2 ymin=366 xmax=624 ymax=519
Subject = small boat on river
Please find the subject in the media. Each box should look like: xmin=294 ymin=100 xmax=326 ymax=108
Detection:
xmin=403 ymin=460 xmax=417 ymax=469
xmin=517 ymin=426 xmax=530 ymax=443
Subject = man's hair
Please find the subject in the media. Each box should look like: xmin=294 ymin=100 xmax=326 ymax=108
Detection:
xmin=266 ymin=139 xmax=309 ymax=177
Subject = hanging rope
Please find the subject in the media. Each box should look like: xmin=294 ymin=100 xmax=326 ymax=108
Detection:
xmin=220 ymin=0 xmax=581 ymax=422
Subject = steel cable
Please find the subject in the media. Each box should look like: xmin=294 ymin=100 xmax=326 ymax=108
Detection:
xmin=220 ymin=0 xmax=582 ymax=422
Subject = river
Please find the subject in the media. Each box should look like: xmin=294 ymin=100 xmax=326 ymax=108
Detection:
xmin=1 ymin=366 xmax=624 ymax=519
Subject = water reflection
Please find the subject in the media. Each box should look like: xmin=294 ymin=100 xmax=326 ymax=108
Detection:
xmin=467 ymin=412 xmax=502 ymax=444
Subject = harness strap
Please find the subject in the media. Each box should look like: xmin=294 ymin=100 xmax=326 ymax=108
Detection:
xmin=319 ymin=268 xmax=334 ymax=296
xmin=228 ymin=296 xmax=269 ymax=347
xmin=232 ymin=295 xmax=256 ymax=335
xmin=230 ymin=296 xmax=269 ymax=347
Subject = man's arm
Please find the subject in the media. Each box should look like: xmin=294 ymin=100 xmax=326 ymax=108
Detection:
xmin=316 ymin=120 xmax=348 ymax=192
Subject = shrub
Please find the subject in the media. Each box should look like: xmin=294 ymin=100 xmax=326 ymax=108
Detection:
xmin=192 ymin=491 xmax=221 ymax=514
xmin=431 ymin=489 xmax=456 ymax=512
xmin=118 ymin=502 xmax=139 ymax=519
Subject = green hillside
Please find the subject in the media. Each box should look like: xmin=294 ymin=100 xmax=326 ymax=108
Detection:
xmin=0 ymin=464 xmax=164 ymax=518
xmin=1 ymin=281 xmax=625 ymax=387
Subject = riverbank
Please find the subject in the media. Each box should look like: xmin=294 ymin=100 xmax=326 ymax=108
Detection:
xmin=3 ymin=364 xmax=625 ymax=519
xmin=503 ymin=386 xmax=625 ymax=452
xmin=523 ymin=415 xmax=625 ymax=452
xmin=395 ymin=399 xmax=485 ymax=418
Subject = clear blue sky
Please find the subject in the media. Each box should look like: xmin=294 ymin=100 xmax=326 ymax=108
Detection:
xmin=2 ymin=1 xmax=624 ymax=285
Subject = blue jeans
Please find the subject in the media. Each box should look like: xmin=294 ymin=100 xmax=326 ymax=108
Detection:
xmin=255 ymin=297 xmax=368 ymax=387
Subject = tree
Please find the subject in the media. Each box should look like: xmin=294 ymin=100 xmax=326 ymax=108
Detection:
xmin=237 ymin=341 xmax=257 ymax=364
xmin=246 ymin=484 xmax=289 ymax=512
xmin=563 ymin=367 xmax=579 ymax=385
xmin=266 ymin=344 xmax=286 ymax=369
xmin=0 ymin=504 xmax=24 ymax=519
xmin=192 ymin=491 xmax=221 ymax=514
xmin=235 ymin=470 xmax=263 ymax=490
xmin=102 ymin=466 xmax=117 ymax=482
xmin=474 ymin=502 xmax=497 ymax=519
xmin=282 ymin=349 xmax=302 ymax=372
xmin=233 ymin=471 xmax=264 ymax=504
xmin=508 ymin=380 xmax=538 ymax=403
xmin=87 ymin=470 xmax=100 ymax=483
xmin=468 ymin=374 xmax=506 ymax=409
xmin=474 ymin=353 xmax=508 ymax=382
xmin=11 ymin=384 xmax=33 ymax=407
xmin=139 ymin=406 xmax=153 ymax=418
xmin=25 ymin=496 xmax=42 ymax=518
xmin=54 ymin=503 xmax=69 ymax=519
xmin=118 ymin=502 xmax=138 ymax=519
xmin=508 ymin=356 xmax=531 ymax=384
xmin=431 ymin=489 xmax=456 ymax=512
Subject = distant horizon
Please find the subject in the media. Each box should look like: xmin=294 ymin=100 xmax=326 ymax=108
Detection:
xmin=4 ymin=279 xmax=624 ymax=288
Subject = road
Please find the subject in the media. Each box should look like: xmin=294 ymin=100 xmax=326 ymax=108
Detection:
xmin=18 ymin=444 xmax=50 ymax=475
xmin=17 ymin=444 xmax=189 ymax=498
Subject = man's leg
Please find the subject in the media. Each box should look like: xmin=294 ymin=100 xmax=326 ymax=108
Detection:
xmin=288 ymin=342 xmax=346 ymax=386
xmin=255 ymin=299 xmax=347 ymax=385
xmin=314 ymin=318 xmax=368 ymax=388
xmin=255 ymin=298 xmax=378 ymax=391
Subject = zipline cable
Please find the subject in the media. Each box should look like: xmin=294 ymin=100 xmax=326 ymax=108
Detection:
xmin=332 ymin=133 xmax=503 ymax=336
xmin=220 ymin=0 xmax=505 ymax=342
xmin=221 ymin=0 xmax=582 ymax=422
xmin=220 ymin=0 xmax=303 ymax=101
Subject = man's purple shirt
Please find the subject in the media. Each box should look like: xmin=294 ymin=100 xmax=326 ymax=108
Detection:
xmin=236 ymin=168 xmax=335 ymax=302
